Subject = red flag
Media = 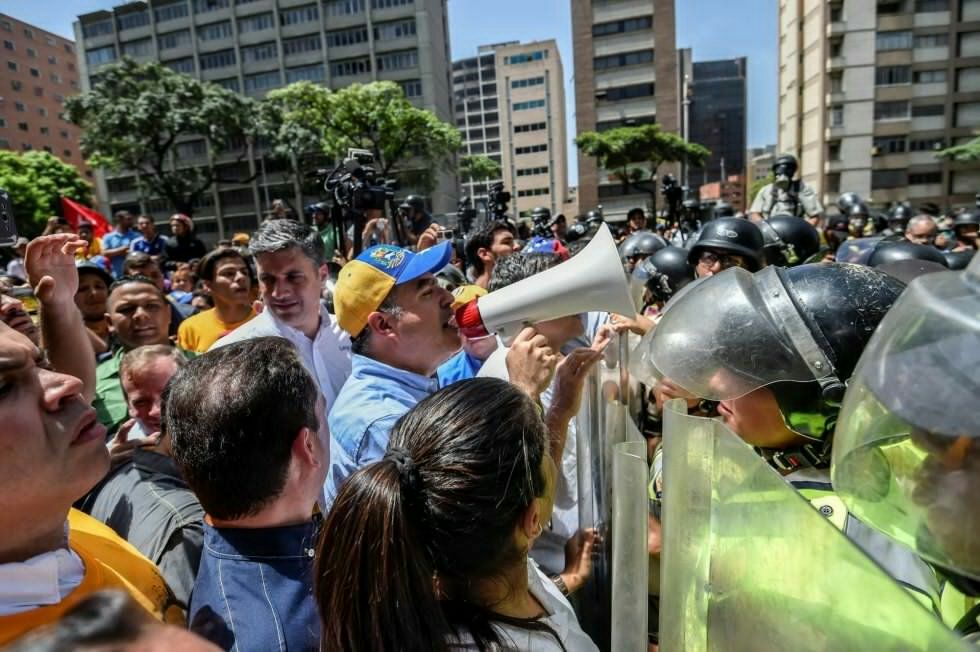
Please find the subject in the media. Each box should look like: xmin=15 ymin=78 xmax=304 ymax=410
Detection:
xmin=61 ymin=197 xmax=112 ymax=238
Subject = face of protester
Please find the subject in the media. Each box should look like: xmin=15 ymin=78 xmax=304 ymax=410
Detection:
xmin=490 ymin=229 xmax=518 ymax=260
xmin=0 ymin=294 xmax=39 ymax=345
xmin=137 ymin=216 xmax=157 ymax=239
xmin=77 ymin=226 xmax=93 ymax=244
xmin=957 ymin=224 xmax=979 ymax=245
xmin=717 ymin=387 xmax=800 ymax=449
xmin=551 ymin=219 xmax=567 ymax=240
xmin=116 ymin=213 xmax=133 ymax=231
xmin=385 ymin=273 xmax=459 ymax=372
xmin=75 ymin=273 xmax=109 ymax=322
xmin=107 ymin=283 xmax=172 ymax=351
xmin=170 ymin=219 xmax=189 ymax=238
xmin=207 ymin=257 xmax=252 ymax=308
xmin=629 ymin=214 xmax=646 ymax=232
xmin=695 ymin=248 xmax=748 ymax=278
xmin=907 ymin=221 xmax=938 ymax=246
xmin=123 ymin=356 xmax=178 ymax=435
xmin=128 ymin=263 xmax=165 ymax=291
xmin=256 ymin=246 xmax=325 ymax=331
xmin=0 ymin=324 xmax=108 ymax=525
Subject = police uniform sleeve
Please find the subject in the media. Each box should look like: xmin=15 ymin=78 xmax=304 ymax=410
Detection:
xmin=800 ymin=183 xmax=824 ymax=217
xmin=749 ymin=185 xmax=770 ymax=214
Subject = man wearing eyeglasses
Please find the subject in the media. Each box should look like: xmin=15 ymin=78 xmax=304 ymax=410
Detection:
xmin=687 ymin=217 xmax=767 ymax=278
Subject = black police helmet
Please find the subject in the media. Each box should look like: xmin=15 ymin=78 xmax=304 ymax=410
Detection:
xmin=772 ymin=154 xmax=798 ymax=177
xmin=867 ymin=240 xmax=949 ymax=268
xmin=953 ymin=211 xmax=980 ymax=229
xmin=618 ymin=230 xmax=668 ymax=260
xmin=586 ymin=209 xmax=604 ymax=224
xmin=640 ymin=246 xmax=696 ymax=304
xmin=849 ymin=203 xmax=870 ymax=219
xmin=890 ymin=204 xmax=914 ymax=229
xmin=836 ymin=192 xmax=862 ymax=214
xmin=943 ymin=249 xmax=976 ymax=270
xmin=404 ymin=195 xmax=425 ymax=212
xmin=760 ymin=215 xmax=820 ymax=267
xmin=687 ymin=217 xmax=766 ymax=271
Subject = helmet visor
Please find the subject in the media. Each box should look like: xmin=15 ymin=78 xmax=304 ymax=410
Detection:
xmin=631 ymin=266 xmax=836 ymax=400
xmin=832 ymin=266 xmax=980 ymax=581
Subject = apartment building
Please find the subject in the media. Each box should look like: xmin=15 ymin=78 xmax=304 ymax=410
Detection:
xmin=746 ymin=144 xmax=776 ymax=191
xmin=74 ymin=0 xmax=454 ymax=241
xmin=571 ymin=0 xmax=679 ymax=221
xmin=778 ymin=0 xmax=980 ymax=211
xmin=0 ymin=13 xmax=89 ymax=175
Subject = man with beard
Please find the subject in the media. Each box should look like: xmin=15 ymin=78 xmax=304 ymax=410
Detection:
xmin=177 ymin=249 xmax=255 ymax=352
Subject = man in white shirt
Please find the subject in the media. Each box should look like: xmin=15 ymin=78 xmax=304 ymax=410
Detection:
xmin=211 ymin=220 xmax=352 ymax=408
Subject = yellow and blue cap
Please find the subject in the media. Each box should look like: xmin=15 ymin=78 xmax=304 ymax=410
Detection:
xmin=334 ymin=241 xmax=453 ymax=336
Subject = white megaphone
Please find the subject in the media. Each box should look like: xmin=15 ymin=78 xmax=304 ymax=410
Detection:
xmin=456 ymin=223 xmax=635 ymax=340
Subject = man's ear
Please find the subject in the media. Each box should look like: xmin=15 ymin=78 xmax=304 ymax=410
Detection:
xmin=105 ymin=312 xmax=115 ymax=335
xmin=318 ymin=263 xmax=328 ymax=283
xmin=365 ymin=311 xmax=397 ymax=338
xmin=201 ymin=280 xmax=212 ymax=294
xmin=477 ymin=246 xmax=492 ymax=263
xmin=291 ymin=425 xmax=320 ymax=470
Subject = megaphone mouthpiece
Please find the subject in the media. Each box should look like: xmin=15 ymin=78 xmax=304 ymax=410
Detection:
xmin=456 ymin=300 xmax=488 ymax=338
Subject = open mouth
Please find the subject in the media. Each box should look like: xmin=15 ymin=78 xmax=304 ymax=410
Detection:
xmin=72 ymin=409 xmax=106 ymax=446
xmin=444 ymin=313 xmax=458 ymax=330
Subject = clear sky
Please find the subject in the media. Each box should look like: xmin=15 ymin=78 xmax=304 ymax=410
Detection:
xmin=0 ymin=0 xmax=778 ymax=185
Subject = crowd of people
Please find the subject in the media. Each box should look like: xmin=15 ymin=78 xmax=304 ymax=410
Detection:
xmin=0 ymin=149 xmax=977 ymax=650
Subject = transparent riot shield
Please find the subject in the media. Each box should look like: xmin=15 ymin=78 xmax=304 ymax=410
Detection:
xmin=611 ymin=440 xmax=649 ymax=652
xmin=659 ymin=399 xmax=966 ymax=651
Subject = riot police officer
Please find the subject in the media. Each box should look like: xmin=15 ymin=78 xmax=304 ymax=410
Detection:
xmin=848 ymin=202 xmax=871 ymax=237
xmin=749 ymin=154 xmax=823 ymax=223
xmin=619 ymin=230 xmax=668 ymax=274
xmin=886 ymin=204 xmax=914 ymax=236
xmin=951 ymin=211 xmax=979 ymax=252
xmin=398 ymin=194 xmax=433 ymax=246
xmin=866 ymin=239 xmax=949 ymax=268
xmin=630 ymin=246 xmax=695 ymax=314
xmin=687 ymin=217 xmax=766 ymax=277
xmin=758 ymin=214 xmax=821 ymax=267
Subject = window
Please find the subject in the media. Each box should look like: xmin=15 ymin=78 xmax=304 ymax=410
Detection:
xmin=511 ymin=76 xmax=544 ymax=89
xmin=959 ymin=67 xmax=980 ymax=92
xmin=874 ymin=136 xmax=907 ymax=154
xmin=238 ymin=13 xmax=274 ymax=33
xmin=517 ymin=187 xmax=549 ymax=197
xmin=194 ymin=0 xmax=230 ymax=13
xmin=875 ymin=100 xmax=910 ymax=120
xmin=955 ymin=101 xmax=980 ymax=127
xmin=0 ymin=20 xmax=8 ymax=31
xmin=47 ymin=55 xmax=56 ymax=64
xmin=117 ymin=11 xmax=150 ymax=30
xmin=909 ymin=171 xmax=942 ymax=184
xmin=376 ymin=50 xmax=417 ymax=71
xmin=601 ymin=83 xmax=655 ymax=101
xmin=54 ymin=93 xmax=63 ymax=102
xmin=830 ymin=4 xmax=844 ymax=21
xmin=516 ymin=143 xmax=547 ymax=155
xmin=286 ymin=64 xmax=325 ymax=83
xmin=910 ymin=137 xmax=944 ymax=151
xmin=467 ymin=128 xmax=482 ymax=140
xmin=199 ymin=49 xmax=235 ymax=70
xmin=20 ymin=143 xmax=32 ymax=151
xmin=915 ymin=69 xmax=947 ymax=83
xmin=400 ymin=79 xmax=422 ymax=97
xmin=0 ymin=139 xmax=7 ymax=149
xmin=482 ymin=83 xmax=495 ymax=95
xmin=875 ymin=65 xmax=911 ymax=85
xmin=14 ymin=101 xmax=24 ymax=111
xmin=155 ymin=1 xmax=189 ymax=22
xmin=828 ymin=141 xmax=841 ymax=160
xmin=241 ymin=42 xmax=277 ymax=63
xmin=122 ymin=38 xmax=153 ymax=57
xmin=878 ymin=1 xmax=904 ymax=14
xmin=829 ymin=104 xmax=844 ymax=126
xmin=505 ymin=50 xmax=547 ymax=65
xmin=85 ymin=45 xmax=116 ymax=66
xmin=962 ymin=32 xmax=980 ymax=57
xmin=213 ymin=77 xmax=240 ymax=92
xmin=326 ymin=0 xmax=365 ymax=14
xmin=164 ymin=57 xmax=195 ymax=73
xmin=283 ymin=34 xmax=322 ymax=56
xmin=17 ymin=121 xmax=27 ymax=131
xmin=914 ymin=33 xmax=948 ymax=48
xmin=26 ymin=47 xmax=36 ymax=58
xmin=176 ymin=140 xmax=208 ymax=158
xmin=483 ymin=98 xmax=497 ymax=110
xmin=371 ymin=0 xmax=413 ymax=7
xmin=513 ymin=99 xmax=545 ymax=111
xmin=830 ymin=72 xmax=844 ymax=93
xmin=50 ymin=73 xmax=61 ymax=84
xmin=244 ymin=70 xmax=281 ymax=94
xmin=516 ymin=166 xmax=548 ymax=176
xmin=82 ymin=20 xmax=114 ymax=38
xmin=63 ymin=149 xmax=72 ymax=158
xmin=64 ymin=44 xmax=72 ymax=54
xmin=5 ymin=61 xmax=15 ymax=71
xmin=281 ymin=4 xmax=319 ymax=25
xmin=326 ymin=26 xmax=368 ymax=47
xmin=594 ymin=49 xmax=654 ymax=70
xmin=331 ymin=57 xmax=371 ymax=77
xmin=3 ymin=41 xmax=12 ymax=50
xmin=872 ymin=169 xmax=907 ymax=189
xmin=915 ymin=0 xmax=949 ymax=10
xmin=10 ymin=80 xmax=21 ymax=91
xmin=514 ymin=121 xmax=546 ymax=134
xmin=877 ymin=30 xmax=913 ymax=50
xmin=159 ymin=29 xmax=191 ymax=50
xmin=912 ymin=104 xmax=945 ymax=117
xmin=374 ymin=19 xmax=416 ymax=41
xmin=592 ymin=16 xmax=652 ymax=37
xmin=37 ymin=106 xmax=46 ymax=117
xmin=39 ymin=126 xmax=49 ymax=135
xmin=198 ymin=21 xmax=232 ymax=41
xmin=485 ymin=112 xmax=498 ymax=123
xmin=22 ymin=28 xmax=32 ymax=39
xmin=59 ymin=129 xmax=69 ymax=138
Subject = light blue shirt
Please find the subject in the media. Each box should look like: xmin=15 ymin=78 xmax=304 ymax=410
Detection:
xmin=102 ymin=229 xmax=140 ymax=277
xmin=325 ymin=354 xmax=439 ymax=506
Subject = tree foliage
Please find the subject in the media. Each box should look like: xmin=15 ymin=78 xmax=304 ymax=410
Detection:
xmin=749 ymin=173 xmax=775 ymax=203
xmin=264 ymin=81 xmax=461 ymax=193
xmin=65 ymin=58 xmax=258 ymax=215
xmin=458 ymin=155 xmax=501 ymax=184
xmin=936 ymin=136 xmax=980 ymax=163
xmin=0 ymin=151 xmax=91 ymax=235
xmin=575 ymin=124 xmax=710 ymax=194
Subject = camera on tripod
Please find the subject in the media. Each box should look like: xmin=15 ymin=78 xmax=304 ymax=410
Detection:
xmin=323 ymin=148 xmax=397 ymax=213
xmin=487 ymin=181 xmax=511 ymax=220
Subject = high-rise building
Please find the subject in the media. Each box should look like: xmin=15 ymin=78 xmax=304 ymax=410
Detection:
xmin=678 ymin=51 xmax=747 ymax=191
xmin=74 ymin=0 xmax=454 ymax=241
xmin=453 ymin=39 xmax=568 ymax=218
xmin=778 ymin=0 xmax=980 ymax=212
xmin=0 ymin=13 xmax=89 ymax=175
xmin=746 ymin=144 xmax=776 ymax=192
xmin=571 ymin=0 xmax=679 ymax=222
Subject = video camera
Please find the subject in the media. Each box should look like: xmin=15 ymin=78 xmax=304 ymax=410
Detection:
xmin=487 ymin=181 xmax=511 ymax=222
xmin=661 ymin=174 xmax=684 ymax=222
xmin=457 ymin=195 xmax=477 ymax=236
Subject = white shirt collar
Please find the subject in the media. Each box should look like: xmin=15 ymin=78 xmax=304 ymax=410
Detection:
xmin=0 ymin=522 xmax=85 ymax=616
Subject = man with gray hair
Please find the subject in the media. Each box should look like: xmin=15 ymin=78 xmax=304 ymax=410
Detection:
xmin=211 ymin=219 xmax=351 ymax=407
xmin=904 ymin=214 xmax=938 ymax=247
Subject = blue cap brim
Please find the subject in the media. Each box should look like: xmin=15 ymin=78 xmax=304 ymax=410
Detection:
xmin=395 ymin=241 xmax=453 ymax=285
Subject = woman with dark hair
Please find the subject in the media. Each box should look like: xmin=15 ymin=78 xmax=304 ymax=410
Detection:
xmin=316 ymin=377 xmax=598 ymax=651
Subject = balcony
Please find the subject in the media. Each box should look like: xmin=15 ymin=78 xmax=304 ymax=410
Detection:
xmin=913 ymin=47 xmax=949 ymax=63
xmin=828 ymin=56 xmax=846 ymax=71
xmin=913 ymin=11 xmax=950 ymax=28
xmin=827 ymin=21 xmax=847 ymax=38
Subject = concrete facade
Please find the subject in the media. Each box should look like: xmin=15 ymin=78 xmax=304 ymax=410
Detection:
xmin=74 ymin=0 xmax=455 ymax=240
xmin=778 ymin=0 xmax=980 ymax=211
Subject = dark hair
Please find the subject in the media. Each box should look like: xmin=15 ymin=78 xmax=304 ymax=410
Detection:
xmin=198 ymin=247 xmax=247 ymax=282
xmin=249 ymin=218 xmax=325 ymax=267
xmin=349 ymin=290 xmax=402 ymax=355
xmin=113 ymin=210 xmax=131 ymax=224
xmin=627 ymin=207 xmax=645 ymax=221
xmin=122 ymin=252 xmax=158 ymax=276
xmin=107 ymin=275 xmax=166 ymax=302
xmin=488 ymin=252 xmax=559 ymax=292
xmin=167 ymin=337 xmax=319 ymax=520
xmin=4 ymin=590 xmax=147 ymax=651
xmin=464 ymin=221 xmax=515 ymax=276
xmin=190 ymin=290 xmax=214 ymax=309
xmin=316 ymin=378 xmax=559 ymax=652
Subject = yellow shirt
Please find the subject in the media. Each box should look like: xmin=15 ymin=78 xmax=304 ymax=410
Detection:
xmin=177 ymin=307 xmax=256 ymax=353
xmin=0 ymin=510 xmax=183 ymax=645
xmin=74 ymin=237 xmax=102 ymax=260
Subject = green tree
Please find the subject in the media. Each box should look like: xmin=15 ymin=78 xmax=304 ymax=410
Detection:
xmin=936 ymin=136 xmax=980 ymax=163
xmin=264 ymin=81 xmax=461 ymax=193
xmin=574 ymin=124 xmax=710 ymax=208
xmin=0 ymin=151 xmax=91 ymax=235
xmin=458 ymin=155 xmax=501 ymax=184
xmin=65 ymin=58 xmax=259 ymax=215
xmin=749 ymin=173 xmax=775 ymax=203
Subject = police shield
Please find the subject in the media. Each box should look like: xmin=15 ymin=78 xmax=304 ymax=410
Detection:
xmin=659 ymin=399 xmax=965 ymax=651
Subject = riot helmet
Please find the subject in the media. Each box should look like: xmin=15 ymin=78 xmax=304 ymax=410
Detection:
xmin=953 ymin=211 xmax=979 ymax=249
xmin=943 ymin=249 xmax=976 ymax=270
xmin=566 ymin=221 xmax=589 ymax=243
xmin=531 ymin=206 xmax=555 ymax=237
xmin=889 ymin=204 xmax=914 ymax=231
xmin=586 ymin=208 xmax=604 ymax=225
xmin=687 ymin=217 xmax=766 ymax=273
xmin=435 ymin=263 xmax=466 ymax=292
xmin=713 ymin=201 xmax=735 ymax=218
xmin=403 ymin=195 xmax=426 ymax=214
xmin=867 ymin=240 xmax=949 ymax=268
xmin=772 ymin=154 xmax=799 ymax=189
xmin=848 ymin=203 xmax=870 ymax=236
xmin=832 ymin=254 xmax=980 ymax=590
xmin=619 ymin=230 xmax=668 ymax=261
xmin=759 ymin=215 xmax=820 ymax=267
xmin=835 ymin=236 xmax=887 ymax=265
xmin=631 ymin=246 xmax=695 ymax=308
xmin=953 ymin=211 xmax=980 ymax=230
xmin=836 ymin=192 xmax=863 ymax=215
